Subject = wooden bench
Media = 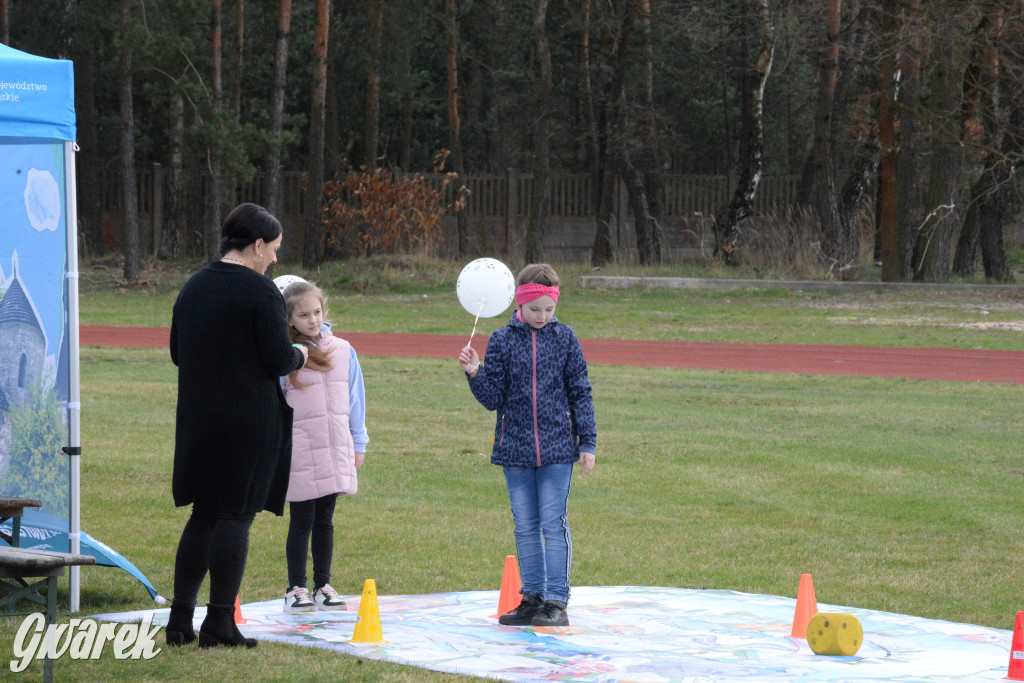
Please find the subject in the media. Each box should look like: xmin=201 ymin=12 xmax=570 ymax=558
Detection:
xmin=0 ymin=547 xmax=97 ymax=683
xmin=0 ymin=496 xmax=42 ymax=547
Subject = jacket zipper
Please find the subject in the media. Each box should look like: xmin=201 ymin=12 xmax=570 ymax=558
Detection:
xmin=532 ymin=329 xmax=541 ymax=466
xmin=321 ymin=368 xmax=335 ymax=478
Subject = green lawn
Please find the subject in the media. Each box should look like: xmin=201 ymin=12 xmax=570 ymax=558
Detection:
xmin=3 ymin=257 xmax=1024 ymax=680
xmin=80 ymin=256 xmax=1024 ymax=350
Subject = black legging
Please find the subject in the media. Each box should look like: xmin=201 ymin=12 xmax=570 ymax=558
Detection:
xmin=285 ymin=493 xmax=337 ymax=590
xmin=173 ymin=499 xmax=256 ymax=607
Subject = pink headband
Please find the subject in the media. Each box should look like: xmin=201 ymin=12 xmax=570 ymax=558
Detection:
xmin=515 ymin=283 xmax=560 ymax=306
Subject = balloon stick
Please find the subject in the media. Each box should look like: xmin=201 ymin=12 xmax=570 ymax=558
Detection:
xmin=468 ymin=298 xmax=486 ymax=347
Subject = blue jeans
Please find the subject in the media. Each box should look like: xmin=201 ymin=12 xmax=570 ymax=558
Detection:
xmin=503 ymin=463 xmax=574 ymax=604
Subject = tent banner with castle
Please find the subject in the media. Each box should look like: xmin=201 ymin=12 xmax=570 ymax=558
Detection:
xmin=0 ymin=43 xmax=160 ymax=606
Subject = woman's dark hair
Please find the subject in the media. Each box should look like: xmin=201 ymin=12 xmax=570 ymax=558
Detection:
xmin=219 ymin=203 xmax=282 ymax=256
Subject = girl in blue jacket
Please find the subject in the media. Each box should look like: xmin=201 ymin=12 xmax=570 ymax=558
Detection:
xmin=459 ymin=263 xmax=597 ymax=627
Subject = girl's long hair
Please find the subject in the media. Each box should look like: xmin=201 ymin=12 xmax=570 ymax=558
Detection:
xmin=283 ymin=281 xmax=333 ymax=389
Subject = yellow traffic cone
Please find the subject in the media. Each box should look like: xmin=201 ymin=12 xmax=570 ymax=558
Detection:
xmin=350 ymin=579 xmax=386 ymax=644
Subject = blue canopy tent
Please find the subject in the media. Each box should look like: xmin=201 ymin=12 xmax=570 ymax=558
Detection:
xmin=0 ymin=43 xmax=162 ymax=608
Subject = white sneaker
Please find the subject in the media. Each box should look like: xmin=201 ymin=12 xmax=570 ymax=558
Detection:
xmin=312 ymin=584 xmax=347 ymax=611
xmin=283 ymin=586 xmax=317 ymax=613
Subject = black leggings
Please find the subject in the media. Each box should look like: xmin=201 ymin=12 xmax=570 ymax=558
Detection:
xmin=172 ymin=499 xmax=255 ymax=608
xmin=285 ymin=493 xmax=337 ymax=590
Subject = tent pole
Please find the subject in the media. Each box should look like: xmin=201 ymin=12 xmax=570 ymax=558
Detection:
xmin=65 ymin=141 xmax=82 ymax=613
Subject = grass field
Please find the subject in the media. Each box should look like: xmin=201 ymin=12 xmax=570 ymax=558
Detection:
xmin=3 ymin=257 xmax=1024 ymax=681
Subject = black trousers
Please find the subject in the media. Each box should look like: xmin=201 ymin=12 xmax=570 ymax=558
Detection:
xmin=172 ymin=499 xmax=256 ymax=607
xmin=286 ymin=493 xmax=338 ymax=590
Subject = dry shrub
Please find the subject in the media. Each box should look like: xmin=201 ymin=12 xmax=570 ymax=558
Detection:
xmin=324 ymin=155 xmax=468 ymax=259
xmin=729 ymin=204 xmax=878 ymax=279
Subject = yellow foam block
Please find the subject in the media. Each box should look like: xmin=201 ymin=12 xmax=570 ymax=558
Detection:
xmin=806 ymin=612 xmax=863 ymax=656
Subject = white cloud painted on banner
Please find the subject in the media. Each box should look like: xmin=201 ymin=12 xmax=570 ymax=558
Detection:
xmin=23 ymin=167 xmax=61 ymax=232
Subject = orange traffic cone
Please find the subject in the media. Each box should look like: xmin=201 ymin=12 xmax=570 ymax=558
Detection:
xmin=1006 ymin=611 xmax=1024 ymax=680
xmin=790 ymin=573 xmax=819 ymax=638
xmin=490 ymin=555 xmax=524 ymax=619
xmin=233 ymin=595 xmax=247 ymax=625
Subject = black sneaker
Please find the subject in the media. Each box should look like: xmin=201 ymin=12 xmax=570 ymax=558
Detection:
xmin=531 ymin=600 xmax=569 ymax=627
xmin=498 ymin=593 xmax=545 ymax=626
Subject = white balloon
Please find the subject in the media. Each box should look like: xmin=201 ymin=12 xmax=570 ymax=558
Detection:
xmin=456 ymin=258 xmax=516 ymax=318
xmin=273 ymin=274 xmax=308 ymax=295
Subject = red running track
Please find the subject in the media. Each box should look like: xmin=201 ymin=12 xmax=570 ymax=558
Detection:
xmin=80 ymin=325 xmax=1024 ymax=385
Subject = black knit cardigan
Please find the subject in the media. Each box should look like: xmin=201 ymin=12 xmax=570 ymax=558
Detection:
xmin=170 ymin=261 xmax=304 ymax=516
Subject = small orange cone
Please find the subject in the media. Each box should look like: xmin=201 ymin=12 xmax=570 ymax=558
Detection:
xmin=234 ymin=598 xmax=247 ymax=626
xmin=790 ymin=573 xmax=819 ymax=638
xmin=490 ymin=555 xmax=524 ymax=619
xmin=233 ymin=595 xmax=247 ymax=624
xmin=1006 ymin=611 xmax=1024 ymax=680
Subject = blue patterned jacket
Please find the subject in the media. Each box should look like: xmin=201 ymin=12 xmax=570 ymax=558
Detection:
xmin=467 ymin=313 xmax=596 ymax=467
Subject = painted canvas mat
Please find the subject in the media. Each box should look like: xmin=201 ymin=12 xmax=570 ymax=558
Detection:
xmin=94 ymin=585 xmax=1013 ymax=682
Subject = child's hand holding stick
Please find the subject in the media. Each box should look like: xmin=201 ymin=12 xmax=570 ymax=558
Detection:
xmin=459 ymin=345 xmax=480 ymax=377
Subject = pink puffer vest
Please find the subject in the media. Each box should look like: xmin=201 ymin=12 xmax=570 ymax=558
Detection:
xmin=284 ymin=332 xmax=357 ymax=502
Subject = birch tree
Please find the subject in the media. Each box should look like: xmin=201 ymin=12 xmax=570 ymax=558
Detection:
xmin=713 ymin=0 xmax=774 ymax=265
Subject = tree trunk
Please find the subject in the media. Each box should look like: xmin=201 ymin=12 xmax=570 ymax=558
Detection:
xmin=912 ymin=18 xmax=969 ymax=282
xmin=877 ymin=0 xmax=899 ymax=281
xmin=796 ymin=0 xmax=841 ymax=225
xmin=0 ymin=0 xmax=8 ymax=45
xmin=302 ymin=0 xmax=331 ymax=268
xmin=978 ymin=3 xmax=1021 ymax=283
xmin=894 ymin=0 xmax=922 ymax=279
xmin=264 ymin=0 xmax=292 ymax=218
xmin=231 ymin=0 xmax=244 ymax=125
xmin=119 ymin=0 xmax=139 ymax=283
xmin=445 ymin=0 xmax=469 ymax=258
xmin=399 ymin=37 xmax=413 ymax=171
xmin=829 ymin=149 xmax=877 ymax=277
xmin=636 ymin=0 xmax=663 ymax=265
xmin=324 ymin=7 xmax=342 ymax=178
xmin=526 ymin=0 xmax=552 ymax=264
xmin=159 ymin=90 xmax=185 ymax=261
xmin=207 ymin=0 xmax=224 ymax=260
xmin=364 ymin=0 xmax=384 ymax=169
xmin=953 ymin=4 xmax=1003 ymax=277
xmin=74 ymin=36 xmax=103 ymax=257
xmin=714 ymin=0 xmax=774 ymax=265
xmin=587 ymin=0 xmax=614 ymax=267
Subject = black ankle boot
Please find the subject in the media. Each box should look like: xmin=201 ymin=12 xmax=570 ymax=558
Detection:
xmin=498 ymin=593 xmax=545 ymax=626
xmin=532 ymin=600 xmax=569 ymax=627
xmin=165 ymin=599 xmax=197 ymax=646
xmin=198 ymin=603 xmax=258 ymax=648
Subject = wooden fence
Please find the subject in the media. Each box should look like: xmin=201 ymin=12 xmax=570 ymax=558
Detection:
xmin=99 ymin=168 xmax=798 ymax=262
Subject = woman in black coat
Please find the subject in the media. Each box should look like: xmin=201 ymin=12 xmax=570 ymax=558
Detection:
xmin=165 ymin=203 xmax=307 ymax=649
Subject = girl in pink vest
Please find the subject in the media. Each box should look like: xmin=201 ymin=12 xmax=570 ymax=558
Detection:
xmin=280 ymin=281 xmax=369 ymax=612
